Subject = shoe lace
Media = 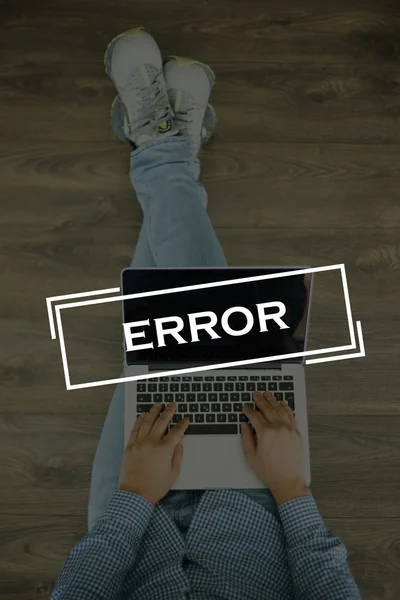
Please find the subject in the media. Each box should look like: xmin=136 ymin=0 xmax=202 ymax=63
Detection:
xmin=130 ymin=73 xmax=172 ymax=130
xmin=174 ymin=108 xmax=195 ymax=124
xmin=174 ymin=108 xmax=203 ymax=153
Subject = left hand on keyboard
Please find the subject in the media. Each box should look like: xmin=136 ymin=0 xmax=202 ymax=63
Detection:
xmin=119 ymin=403 xmax=189 ymax=505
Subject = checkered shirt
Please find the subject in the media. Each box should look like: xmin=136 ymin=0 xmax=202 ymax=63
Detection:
xmin=52 ymin=489 xmax=361 ymax=599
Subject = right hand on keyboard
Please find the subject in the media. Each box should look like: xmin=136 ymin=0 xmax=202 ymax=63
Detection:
xmin=241 ymin=392 xmax=311 ymax=506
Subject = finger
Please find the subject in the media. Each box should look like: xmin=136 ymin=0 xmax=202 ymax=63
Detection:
xmin=269 ymin=394 xmax=293 ymax=426
xmin=265 ymin=392 xmax=291 ymax=427
xmin=282 ymin=401 xmax=300 ymax=432
xmin=278 ymin=402 xmax=293 ymax=427
xmin=128 ymin=413 xmax=146 ymax=446
xmin=164 ymin=416 xmax=190 ymax=446
xmin=171 ymin=442 xmax=184 ymax=478
xmin=282 ymin=401 xmax=296 ymax=427
xmin=137 ymin=403 xmax=163 ymax=440
xmin=254 ymin=392 xmax=281 ymax=425
xmin=150 ymin=403 xmax=176 ymax=440
xmin=240 ymin=421 xmax=257 ymax=466
xmin=242 ymin=403 xmax=267 ymax=435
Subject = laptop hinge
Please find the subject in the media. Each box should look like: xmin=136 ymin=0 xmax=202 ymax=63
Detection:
xmin=147 ymin=363 xmax=282 ymax=372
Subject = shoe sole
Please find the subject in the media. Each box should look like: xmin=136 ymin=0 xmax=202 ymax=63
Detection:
xmin=201 ymin=103 xmax=217 ymax=147
xmin=104 ymin=26 xmax=149 ymax=77
xmin=206 ymin=103 xmax=217 ymax=124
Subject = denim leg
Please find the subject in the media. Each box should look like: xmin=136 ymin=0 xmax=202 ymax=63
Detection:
xmin=88 ymin=382 xmax=125 ymax=530
xmin=130 ymin=223 xmax=156 ymax=268
xmin=88 ymin=137 xmax=226 ymax=530
xmin=129 ymin=136 xmax=227 ymax=267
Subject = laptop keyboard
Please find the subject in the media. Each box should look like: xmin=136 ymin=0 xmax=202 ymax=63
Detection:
xmin=136 ymin=373 xmax=295 ymax=435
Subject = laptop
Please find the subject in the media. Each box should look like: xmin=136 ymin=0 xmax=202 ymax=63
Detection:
xmin=123 ymin=267 xmax=312 ymax=489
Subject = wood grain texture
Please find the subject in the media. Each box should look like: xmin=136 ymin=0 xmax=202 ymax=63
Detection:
xmin=1 ymin=0 xmax=400 ymax=597
xmin=1 ymin=413 xmax=400 ymax=518
xmin=328 ymin=519 xmax=400 ymax=600
xmin=0 ymin=514 xmax=85 ymax=599
xmin=1 ymin=62 xmax=400 ymax=143
xmin=0 ymin=227 xmax=399 ymax=314
xmin=1 ymin=0 xmax=400 ymax=65
xmin=1 ymin=316 xmax=399 ymax=415
xmin=2 ymin=142 xmax=400 ymax=228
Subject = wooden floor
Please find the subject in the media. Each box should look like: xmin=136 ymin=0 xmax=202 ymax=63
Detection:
xmin=1 ymin=0 xmax=400 ymax=597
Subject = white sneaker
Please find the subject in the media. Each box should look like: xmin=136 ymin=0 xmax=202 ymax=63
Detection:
xmin=163 ymin=56 xmax=216 ymax=155
xmin=104 ymin=28 xmax=178 ymax=146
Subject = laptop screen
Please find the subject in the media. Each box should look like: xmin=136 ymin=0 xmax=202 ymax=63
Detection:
xmin=122 ymin=267 xmax=310 ymax=366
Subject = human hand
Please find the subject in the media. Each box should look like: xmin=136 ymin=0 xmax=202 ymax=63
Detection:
xmin=119 ymin=403 xmax=189 ymax=505
xmin=241 ymin=392 xmax=311 ymax=506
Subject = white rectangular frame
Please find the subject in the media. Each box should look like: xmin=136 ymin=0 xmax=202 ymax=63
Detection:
xmin=48 ymin=263 xmax=364 ymax=390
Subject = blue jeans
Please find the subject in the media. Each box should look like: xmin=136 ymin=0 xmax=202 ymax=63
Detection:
xmin=88 ymin=137 xmax=278 ymax=531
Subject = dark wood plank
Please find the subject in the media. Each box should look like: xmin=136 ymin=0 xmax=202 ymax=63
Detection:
xmin=1 ymin=142 xmax=400 ymax=229
xmin=1 ymin=0 xmax=400 ymax=64
xmin=213 ymin=63 xmax=400 ymax=143
xmin=1 ymin=62 xmax=400 ymax=143
xmin=1 ymin=413 xmax=399 ymax=518
xmin=0 ymin=514 xmax=85 ymax=599
xmin=1 ymin=225 xmax=399 ymax=413
xmin=329 ymin=519 xmax=400 ymax=600
xmin=0 ymin=413 xmax=100 ymax=516
xmin=1 ymin=226 xmax=399 ymax=415
xmin=1 ymin=313 xmax=399 ymax=415
xmin=0 ymin=227 xmax=398 ymax=317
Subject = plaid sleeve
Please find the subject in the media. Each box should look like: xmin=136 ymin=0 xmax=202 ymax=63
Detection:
xmin=51 ymin=490 xmax=154 ymax=600
xmin=278 ymin=496 xmax=361 ymax=599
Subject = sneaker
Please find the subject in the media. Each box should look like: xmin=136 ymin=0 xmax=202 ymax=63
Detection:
xmin=111 ymin=94 xmax=217 ymax=151
xmin=104 ymin=27 xmax=178 ymax=146
xmin=163 ymin=56 xmax=216 ymax=155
